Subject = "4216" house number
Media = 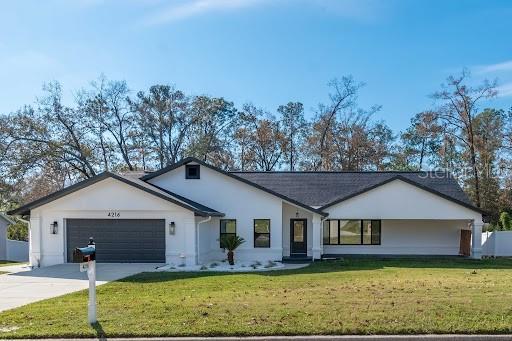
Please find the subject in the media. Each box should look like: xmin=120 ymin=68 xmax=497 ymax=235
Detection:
xmin=107 ymin=211 xmax=120 ymax=218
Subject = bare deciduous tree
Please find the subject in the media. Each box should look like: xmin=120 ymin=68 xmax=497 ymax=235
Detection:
xmin=89 ymin=79 xmax=135 ymax=170
xmin=432 ymin=69 xmax=498 ymax=207
xmin=131 ymin=85 xmax=191 ymax=168
xmin=400 ymin=111 xmax=442 ymax=170
xmin=278 ymin=102 xmax=307 ymax=171
xmin=252 ymin=115 xmax=286 ymax=171
xmin=187 ymin=96 xmax=237 ymax=164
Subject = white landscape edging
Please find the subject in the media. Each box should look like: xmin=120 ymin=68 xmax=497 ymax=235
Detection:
xmin=157 ymin=260 xmax=285 ymax=272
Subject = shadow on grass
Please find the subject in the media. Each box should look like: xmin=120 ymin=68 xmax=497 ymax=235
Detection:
xmin=91 ymin=321 xmax=107 ymax=340
xmin=116 ymin=257 xmax=512 ymax=284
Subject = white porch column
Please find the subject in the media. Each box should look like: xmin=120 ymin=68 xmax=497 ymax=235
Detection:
xmin=183 ymin=217 xmax=197 ymax=266
xmin=29 ymin=216 xmax=42 ymax=267
xmin=471 ymin=220 xmax=483 ymax=259
xmin=312 ymin=214 xmax=322 ymax=260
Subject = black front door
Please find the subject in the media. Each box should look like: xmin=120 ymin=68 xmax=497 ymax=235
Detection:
xmin=290 ymin=219 xmax=307 ymax=255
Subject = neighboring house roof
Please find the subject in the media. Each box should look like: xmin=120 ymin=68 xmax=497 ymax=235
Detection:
xmin=141 ymin=157 xmax=329 ymax=216
xmin=8 ymin=172 xmax=224 ymax=217
xmin=232 ymin=171 xmax=485 ymax=214
xmin=0 ymin=212 xmax=15 ymax=225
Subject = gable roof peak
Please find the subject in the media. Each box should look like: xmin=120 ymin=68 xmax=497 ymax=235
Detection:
xmin=141 ymin=157 xmax=328 ymax=216
xmin=8 ymin=171 xmax=223 ymax=217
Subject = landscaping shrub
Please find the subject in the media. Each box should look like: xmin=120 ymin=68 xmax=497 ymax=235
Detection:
xmin=499 ymin=212 xmax=512 ymax=231
xmin=7 ymin=219 xmax=28 ymax=241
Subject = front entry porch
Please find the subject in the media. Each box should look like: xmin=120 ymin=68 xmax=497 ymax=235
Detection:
xmin=282 ymin=202 xmax=324 ymax=261
xmin=283 ymin=218 xmax=315 ymax=262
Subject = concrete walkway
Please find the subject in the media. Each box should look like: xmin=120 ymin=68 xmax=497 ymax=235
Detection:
xmin=0 ymin=263 xmax=161 ymax=312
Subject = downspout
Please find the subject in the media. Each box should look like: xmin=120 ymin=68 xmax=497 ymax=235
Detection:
xmin=196 ymin=216 xmax=212 ymax=265
xmin=318 ymin=215 xmax=328 ymax=261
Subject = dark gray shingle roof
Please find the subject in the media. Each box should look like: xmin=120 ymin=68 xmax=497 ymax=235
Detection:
xmin=142 ymin=157 xmax=328 ymax=216
xmin=231 ymin=171 xmax=477 ymax=210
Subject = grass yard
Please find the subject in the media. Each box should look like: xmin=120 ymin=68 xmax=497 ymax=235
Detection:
xmin=0 ymin=261 xmax=19 ymax=275
xmin=0 ymin=261 xmax=18 ymax=267
xmin=2 ymin=258 xmax=512 ymax=338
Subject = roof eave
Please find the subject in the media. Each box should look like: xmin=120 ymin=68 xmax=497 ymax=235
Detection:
xmin=194 ymin=212 xmax=225 ymax=217
xmin=7 ymin=173 xmax=112 ymax=216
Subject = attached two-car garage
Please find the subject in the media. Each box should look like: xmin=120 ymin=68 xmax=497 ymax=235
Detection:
xmin=66 ymin=219 xmax=165 ymax=263
xmin=9 ymin=172 xmax=223 ymax=267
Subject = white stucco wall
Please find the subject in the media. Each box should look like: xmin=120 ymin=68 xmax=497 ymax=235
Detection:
xmin=30 ymin=177 xmax=196 ymax=267
xmin=322 ymin=179 xmax=480 ymax=256
xmin=324 ymin=219 xmax=466 ymax=255
xmin=196 ymin=216 xmax=220 ymax=263
xmin=325 ymin=179 xmax=482 ymax=221
xmin=148 ymin=163 xmax=284 ymax=262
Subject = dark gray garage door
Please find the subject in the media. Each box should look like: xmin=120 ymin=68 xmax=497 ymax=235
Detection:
xmin=66 ymin=219 xmax=165 ymax=263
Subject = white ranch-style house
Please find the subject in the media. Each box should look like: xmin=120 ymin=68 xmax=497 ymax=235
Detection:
xmin=8 ymin=157 xmax=487 ymax=267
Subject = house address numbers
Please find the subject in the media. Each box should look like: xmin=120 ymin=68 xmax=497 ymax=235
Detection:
xmin=107 ymin=211 xmax=121 ymax=218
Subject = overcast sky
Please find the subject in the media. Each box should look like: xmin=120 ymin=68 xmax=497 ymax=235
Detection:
xmin=0 ymin=0 xmax=511 ymax=131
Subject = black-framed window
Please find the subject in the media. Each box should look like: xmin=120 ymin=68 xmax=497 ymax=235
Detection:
xmin=185 ymin=164 xmax=200 ymax=179
xmin=220 ymin=219 xmax=236 ymax=248
xmin=323 ymin=219 xmax=381 ymax=245
xmin=254 ymin=219 xmax=270 ymax=248
xmin=329 ymin=220 xmax=339 ymax=244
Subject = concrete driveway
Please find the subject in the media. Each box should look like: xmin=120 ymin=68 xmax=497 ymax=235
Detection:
xmin=0 ymin=263 xmax=162 ymax=312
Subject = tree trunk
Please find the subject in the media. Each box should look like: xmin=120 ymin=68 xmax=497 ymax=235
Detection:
xmin=419 ymin=139 xmax=425 ymax=170
xmin=227 ymin=251 xmax=234 ymax=265
xmin=470 ymin=142 xmax=481 ymax=207
xmin=468 ymin=118 xmax=481 ymax=208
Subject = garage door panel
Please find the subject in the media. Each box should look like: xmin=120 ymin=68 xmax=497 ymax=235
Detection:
xmin=66 ymin=219 xmax=165 ymax=263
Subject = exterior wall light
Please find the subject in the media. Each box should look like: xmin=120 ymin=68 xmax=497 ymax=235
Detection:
xmin=169 ymin=221 xmax=176 ymax=235
xmin=50 ymin=221 xmax=58 ymax=234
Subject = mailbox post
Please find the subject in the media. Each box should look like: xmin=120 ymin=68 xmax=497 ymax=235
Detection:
xmin=73 ymin=237 xmax=97 ymax=325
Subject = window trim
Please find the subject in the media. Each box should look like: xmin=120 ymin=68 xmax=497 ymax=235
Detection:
xmin=323 ymin=219 xmax=381 ymax=246
xmin=328 ymin=219 xmax=339 ymax=245
xmin=340 ymin=220 xmax=363 ymax=245
xmin=185 ymin=164 xmax=200 ymax=179
xmin=370 ymin=220 xmax=381 ymax=245
xmin=253 ymin=219 xmax=271 ymax=248
xmin=220 ymin=219 xmax=236 ymax=248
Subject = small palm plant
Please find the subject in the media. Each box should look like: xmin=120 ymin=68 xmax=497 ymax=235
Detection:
xmin=220 ymin=235 xmax=245 ymax=265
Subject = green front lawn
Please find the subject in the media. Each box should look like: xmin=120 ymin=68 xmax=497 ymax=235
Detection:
xmin=0 ymin=261 xmax=19 ymax=267
xmin=2 ymin=258 xmax=512 ymax=338
xmin=0 ymin=261 xmax=20 ymax=275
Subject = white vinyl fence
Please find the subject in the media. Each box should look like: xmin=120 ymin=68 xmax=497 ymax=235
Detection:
xmin=482 ymin=231 xmax=512 ymax=257
xmin=5 ymin=239 xmax=29 ymax=262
